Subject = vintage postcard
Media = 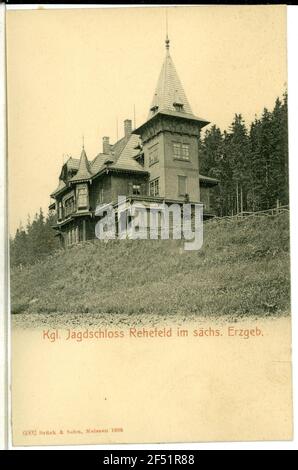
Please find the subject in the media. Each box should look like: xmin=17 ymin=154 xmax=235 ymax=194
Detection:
xmin=6 ymin=5 xmax=292 ymax=446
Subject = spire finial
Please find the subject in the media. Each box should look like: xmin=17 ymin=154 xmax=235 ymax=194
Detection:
xmin=165 ymin=9 xmax=170 ymax=51
xmin=165 ymin=35 xmax=170 ymax=51
xmin=82 ymin=134 xmax=85 ymax=149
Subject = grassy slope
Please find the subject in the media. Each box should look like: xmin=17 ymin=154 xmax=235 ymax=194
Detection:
xmin=11 ymin=213 xmax=290 ymax=318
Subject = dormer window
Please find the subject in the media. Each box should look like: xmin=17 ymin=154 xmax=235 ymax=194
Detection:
xmin=135 ymin=153 xmax=144 ymax=166
xmin=150 ymin=93 xmax=159 ymax=114
xmin=150 ymin=104 xmax=159 ymax=114
xmin=173 ymin=89 xmax=184 ymax=112
xmin=173 ymin=102 xmax=184 ymax=112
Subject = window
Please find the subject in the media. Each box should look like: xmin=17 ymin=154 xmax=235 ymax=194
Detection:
xmin=173 ymin=142 xmax=190 ymax=161
xmin=64 ymin=197 xmax=75 ymax=217
xmin=150 ymin=178 xmax=160 ymax=197
xmin=99 ymin=188 xmax=104 ymax=203
xmin=178 ymin=175 xmax=187 ymax=196
xmin=58 ymin=202 xmax=63 ymax=220
xmin=181 ymin=144 xmax=190 ymax=158
xmin=173 ymin=143 xmax=181 ymax=157
xmin=77 ymin=185 xmax=88 ymax=209
xmin=149 ymin=143 xmax=159 ymax=166
xmin=133 ymin=184 xmax=141 ymax=195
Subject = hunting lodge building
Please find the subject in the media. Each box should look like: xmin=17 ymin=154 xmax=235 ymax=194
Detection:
xmin=50 ymin=37 xmax=218 ymax=246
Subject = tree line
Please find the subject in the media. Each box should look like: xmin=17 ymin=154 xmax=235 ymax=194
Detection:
xmin=199 ymin=92 xmax=288 ymax=216
xmin=10 ymin=93 xmax=288 ymax=267
xmin=10 ymin=209 xmax=60 ymax=267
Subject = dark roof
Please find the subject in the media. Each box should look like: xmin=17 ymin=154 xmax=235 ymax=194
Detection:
xmin=147 ymin=46 xmax=209 ymax=126
xmin=91 ymin=153 xmax=106 ymax=174
xmin=70 ymin=148 xmax=92 ymax=182
xmin=199 ymin=174 xmax=219 ymax=186
xmin=112 ymin=134 xmax=145 ymax=172
xmin=158 ymin=109 xmax=210 ymax=125
xmin=51 ymin=44 xmax=212 ymax=196
xmin=133 ymin=109 xmax=209 ymax=136
xmin=110 ymin=136 xmax=128 ymax=161
xmin=75 ymin=135 xmax=144 ymax=178
xmin=148 ymin=49 xmax=193 ymax=119
xmin=66 ymin=157 xmax=80 ymax=171
xmin=51 ymin=140 xmax=218 ymax=197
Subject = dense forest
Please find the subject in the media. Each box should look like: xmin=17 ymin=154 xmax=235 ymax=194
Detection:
xmin=10 ymin=93 xmax=288 ymax=267
xmin=10 ymin=210 xmax=60 ymax=267
xmin=199 ymin=92 xmax=288 ymax=215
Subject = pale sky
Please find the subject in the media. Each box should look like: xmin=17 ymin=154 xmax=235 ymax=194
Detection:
xmin=6 ymin=5 xmax=287 ymax=235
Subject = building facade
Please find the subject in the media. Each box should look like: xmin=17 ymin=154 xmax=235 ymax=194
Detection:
xmin=50 ymin=37 xmax=218 ymax=246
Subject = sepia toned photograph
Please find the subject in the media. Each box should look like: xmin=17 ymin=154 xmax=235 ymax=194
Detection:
xmin=7 ymin=5 xmax=292 ymax=446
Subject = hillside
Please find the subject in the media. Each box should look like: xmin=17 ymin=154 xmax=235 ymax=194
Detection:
xmin=11 ymin=212 xmax=290 ymax=326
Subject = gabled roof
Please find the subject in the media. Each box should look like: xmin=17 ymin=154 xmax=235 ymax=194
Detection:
xmin=91 ymin=153 xmax=106 ymax=174
xmin=113 ymin=134 xmax=145 ymax=172
xmin=148 ymin=41 xmax=193 ymax=120
xmin=70 ymin=147 xmax=92 ymax=182
xmin=83 ymin=135 xmax=146 ymax=177
xmin=66 ymin=157 xmax=80 ymax=171
xmin=110 ymin=136 xmax=128 ymax=161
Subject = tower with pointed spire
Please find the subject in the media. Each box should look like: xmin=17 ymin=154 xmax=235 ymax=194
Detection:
xmin=50 ymin=33 xmax=218 ymax=247
xmin=133 ymin=35 xmax=210 ymax=202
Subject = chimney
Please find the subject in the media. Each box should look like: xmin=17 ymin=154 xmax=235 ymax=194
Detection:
xmin=102 ymin=136 xmax=110 ymax=154
xmin=124 ymin=119 xmax=132 ymax=138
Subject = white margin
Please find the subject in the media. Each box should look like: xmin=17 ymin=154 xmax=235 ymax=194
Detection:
xmin=287 ymin=3 xmax=298 ymax=450
xmin=6 ymin=3 xmax=170 ymax=10
xmin=0 ymin=1 xmax=7 ymax=451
